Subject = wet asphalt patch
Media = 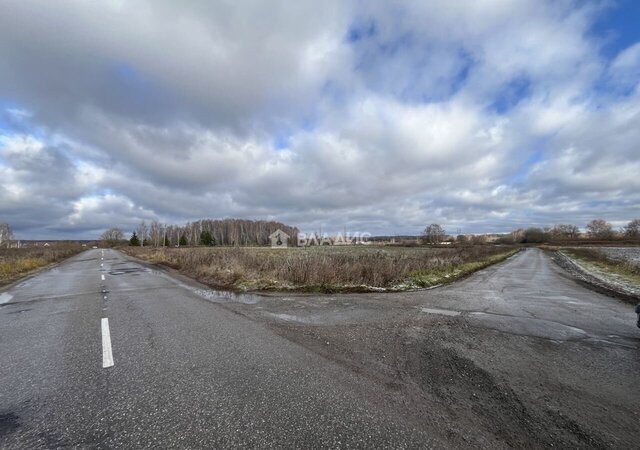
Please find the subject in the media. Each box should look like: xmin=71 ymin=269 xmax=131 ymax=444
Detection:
xmin=109 ymin=267 xmax=145 ymax=275
xmin=5 ymin=309 xmax=31 ymax=315
xmin=0 ymin=412 xmax=20 ymax=437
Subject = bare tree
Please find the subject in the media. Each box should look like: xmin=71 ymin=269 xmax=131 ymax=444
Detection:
xmin=551 ymin=224 xmax=580 ymax=240
xmin=150 ymin=220 xmax=163 ymax=247
xmin=423 ymin=223 xmax=446 ymax=245
xmin=509 ymin=228 xmax=525 ymax=243
xmin=523 ymin=227 xmax=545 ymax=243
xmin=624 ymin=219 xmax=640 ymax=239
xmin=101 ymin=228 xmax=124 ymax=247
xmin=136 ymin=221 xmax=148 ymax=247
xmin=586 ymin=219 xmax=614 ymax=240
xmin=0 ymin=223 xmax=13 ymax=248
xmin=176 ymin=219 xmax=298 ymax=247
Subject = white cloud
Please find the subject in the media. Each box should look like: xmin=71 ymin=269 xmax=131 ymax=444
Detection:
xmin=0 ymin=0 xmax=638 ymax=238
xmin=609 ymin=42 xmax=640 ymax=90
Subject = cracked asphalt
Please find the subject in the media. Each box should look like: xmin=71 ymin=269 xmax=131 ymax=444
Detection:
xmin=1 ymin=247 xmax=638 ymax=448
xmin=0 ymin=249 xmax=437 ymax=448
xmin=223 ymin=248 xmax=640 ymax=448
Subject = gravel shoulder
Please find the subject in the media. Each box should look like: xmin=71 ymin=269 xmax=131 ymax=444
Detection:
xmin=265 ymin=317 xmax=633 ymax=449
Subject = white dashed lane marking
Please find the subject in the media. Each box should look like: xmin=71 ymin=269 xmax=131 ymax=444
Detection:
xmin=101 ymin=318 xmax=114 ymax=368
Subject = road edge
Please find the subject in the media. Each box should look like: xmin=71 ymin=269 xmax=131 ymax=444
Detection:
xmin=0 ymin=249 xmax=90 ymax=294
xmin=551 ymin=250 xmax=639 ymax=304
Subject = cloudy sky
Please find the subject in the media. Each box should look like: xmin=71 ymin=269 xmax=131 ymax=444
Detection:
xmin=1 ymin=0 xmax=639 ymax=239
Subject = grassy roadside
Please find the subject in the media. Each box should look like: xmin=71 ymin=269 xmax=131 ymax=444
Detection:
xmin=122 ymin=245 xmax=520 ymax=293
xmin=561 ymin=248 xmax=640 ymax=287
xmin=0 ymin=245 xmax=85 ymax=288
xmin=406 ymin=249 xmax=521 ymax=289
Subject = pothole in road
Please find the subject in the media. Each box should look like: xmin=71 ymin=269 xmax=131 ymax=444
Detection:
xmin=109 ymin=267 xmax=146 ymax=275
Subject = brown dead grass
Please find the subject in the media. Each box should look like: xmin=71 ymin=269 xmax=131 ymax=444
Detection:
xmin=0 ymin=245 xmax=85 ymax=286
xmin=123 ymin=245 xmax=519 ymax=292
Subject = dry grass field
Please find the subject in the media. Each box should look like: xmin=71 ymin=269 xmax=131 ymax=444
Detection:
xmin=123 ymin=245 xmax=519 ymax=292
xmin=0 ymin=244 xmax=85 ymax=287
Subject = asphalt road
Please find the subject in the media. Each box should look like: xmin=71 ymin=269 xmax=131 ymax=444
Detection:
xmin=233 ymin=248 xmax=638 ymax=345
xmin=416 ymin=247 xmax=638 ymax=344
xmin=222 ymin=248 xmax=640 ymax=448
xmin=0 ymin=249 xmax=436 ymax=448
xmin=1 ymin=248 xmax=638 ymax=448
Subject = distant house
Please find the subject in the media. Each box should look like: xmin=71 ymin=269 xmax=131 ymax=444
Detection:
xmin=269 ymin=229 xmax=289 ymax=248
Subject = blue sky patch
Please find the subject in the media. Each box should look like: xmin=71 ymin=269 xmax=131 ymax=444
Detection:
xmin=346 ymin=19 xmax=376 ymax=43
xmin=0 ymin=116 xmax=10 ymax=133
xmin=491 ymin=76 xmax=532 ymax=114
xmin=273 ymin=133 xmax=289 ymax=150
xmin=114 ymin=62 xmax=148 ymax=86
xmin=509 ymin=150 xmax=544 ymax=185
xmin=591 ymin=0 xmax=640 ymax=58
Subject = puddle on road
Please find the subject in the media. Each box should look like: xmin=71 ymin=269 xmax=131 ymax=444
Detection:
xmin=585 ymin=337 xmax=638 ymax=349
xmin=136 ymin=266 xmax=262 ymax=305
xmin=420 ymin=307 xmax=461 ymax=316
xmin=179 ymin=284 xmax=262 ymax=305
xmin=264 ymin=308 xmax=384 ymax=326
xmin=0 ymin=293 xmax=13 ymax=305
xmin=109 ymin=267 xmax=148 ymax=275
xmin=268 ymin=313 xmax=315 ymax=324
xmin=0 ymin=412 xmax=20 ymax=437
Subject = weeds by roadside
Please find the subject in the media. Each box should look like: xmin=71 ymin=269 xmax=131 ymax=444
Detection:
xmin=407 ymin=250 xmax=520 ymax=289
xmin=123 ymin=245 xmax=519 ymax=292
xmin=0 ymin=245 xmax=84 ymax=287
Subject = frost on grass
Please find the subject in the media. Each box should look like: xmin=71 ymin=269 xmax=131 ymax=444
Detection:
xmin=558 ymin=248 xmax=640 ymax=299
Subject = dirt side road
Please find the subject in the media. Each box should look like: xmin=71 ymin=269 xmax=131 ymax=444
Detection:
xmin=224 ymin=248 xmax=640 ymax=448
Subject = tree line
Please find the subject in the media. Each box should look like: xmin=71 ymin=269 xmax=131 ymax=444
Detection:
xmin=504 ymin=218 xmax=640 ymax=244
xmin=101 ymin=219 xmax=299 ymax=247
xmin=423 ymin=218 xmax=640 ymax=244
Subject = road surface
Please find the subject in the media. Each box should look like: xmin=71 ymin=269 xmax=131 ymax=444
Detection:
xmin=223 ymin=248 xmax=640 ymax=448
xmin=0 ymin=249 xmax=436 ymax=448
xmin=1 ymin=248 xmax=638 ymax=448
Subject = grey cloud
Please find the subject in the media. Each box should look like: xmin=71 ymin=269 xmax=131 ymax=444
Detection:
xmin=0 ymin=0 xmax=351 ymax=132
xmin=0 ymin=1 xmax=639 ymax=239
